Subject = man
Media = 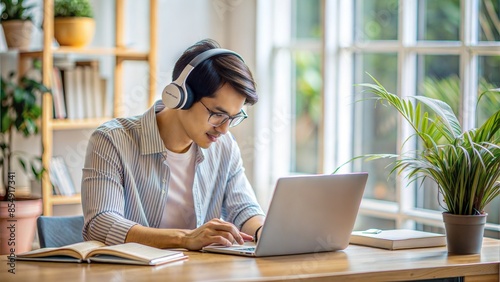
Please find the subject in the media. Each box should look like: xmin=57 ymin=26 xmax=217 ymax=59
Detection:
xmin=81 ymin=39 xmax=265 ymax=250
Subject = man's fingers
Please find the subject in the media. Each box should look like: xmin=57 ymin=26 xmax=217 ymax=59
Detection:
xmin=186 ymin=219 xmax=249 ymax=249
xmin=239 ymin=232 xmax=253 ymax=242
xmin=207 ymin=220 xmax=244 ymax=244
xmin=211 ymin=235 xmax=234 ymax=247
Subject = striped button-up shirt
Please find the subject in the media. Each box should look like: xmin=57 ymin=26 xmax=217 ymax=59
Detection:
xmin=81 ymin=100 xmax=265 ymax=245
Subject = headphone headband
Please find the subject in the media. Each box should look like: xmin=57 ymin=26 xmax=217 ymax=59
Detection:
xmin=189 ymin=48 xmax=242 ymax=68
xmin=162 ymin=48 xmax=243 ymax=110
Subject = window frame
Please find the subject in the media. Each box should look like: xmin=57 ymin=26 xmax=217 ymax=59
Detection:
xmin=255 ymin=0 xmax=500 ymax=233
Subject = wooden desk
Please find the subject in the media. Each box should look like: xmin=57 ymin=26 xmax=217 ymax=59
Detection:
xmin=1 ymin=238 xmax=499 ymax=282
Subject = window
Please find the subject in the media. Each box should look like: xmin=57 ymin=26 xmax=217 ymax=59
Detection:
xmin=257 ymin=0 xmax=500 ymax=236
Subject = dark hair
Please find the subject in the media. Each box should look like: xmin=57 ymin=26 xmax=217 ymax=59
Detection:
xmin=172 ymin=39 xmax=258 ymax=107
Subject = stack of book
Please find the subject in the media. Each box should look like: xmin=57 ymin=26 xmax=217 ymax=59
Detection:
xmin=52 ymin=59 xmax=110 ymax=120
xmin=349 ymin=229 xmax=446 ymax=250
xmin=49 ymin=156 xmax=77 ymax=196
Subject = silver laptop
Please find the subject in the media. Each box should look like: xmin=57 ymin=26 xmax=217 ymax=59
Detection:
xmin=202 ymin=172 xmax=368 ymax=257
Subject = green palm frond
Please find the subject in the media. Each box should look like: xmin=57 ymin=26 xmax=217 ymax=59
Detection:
xmin=474 ymin=108 xmax=500 ymax=143
xmin=413 ymin=95 xmax=462 ymax=141
xmin=361 ymin=74 xmax=462 ymax=149
xmin=349 ymin=74 xmax=500 ymax=215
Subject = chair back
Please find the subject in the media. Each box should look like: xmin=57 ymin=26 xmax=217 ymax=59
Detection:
xmin=37 ymin=215 xmax=84 ymax=248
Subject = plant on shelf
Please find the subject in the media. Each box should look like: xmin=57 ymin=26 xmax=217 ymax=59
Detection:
xmin=53 ymin=0 xmax=95 ymax=47
xmin=0 ymin=0 xmax=34 ymax=21
xmin=0 ymin=70 xmax=50 ymax=197
xmin=0 ymin=0 xmax=36 ymax=49
xmin=345 ymin=74 xmax=500 ymax=254
xmin=54 ymin=0 xmax=93 ymax=18
xmin=0 ymin=70 xmax=49 ymax=254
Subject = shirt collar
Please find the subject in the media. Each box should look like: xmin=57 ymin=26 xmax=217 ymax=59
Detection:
xmin=139 ymin=100 xmax=205 ymax=164
xmin=140 ymin=100 xmax=168 ymax=155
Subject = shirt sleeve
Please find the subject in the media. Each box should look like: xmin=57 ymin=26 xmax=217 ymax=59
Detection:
xmin=221 ymin=134 xmax=265 ymax=229
xmin=81 ymin=128 xmax=137 ymax=245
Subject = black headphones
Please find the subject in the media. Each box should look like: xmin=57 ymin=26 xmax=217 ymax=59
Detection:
xmin=162 ymin=48 xmax=243 ymax=110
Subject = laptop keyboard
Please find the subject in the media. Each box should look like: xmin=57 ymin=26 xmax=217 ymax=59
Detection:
xmin=234 ymin=247 xmax=256 ymax=252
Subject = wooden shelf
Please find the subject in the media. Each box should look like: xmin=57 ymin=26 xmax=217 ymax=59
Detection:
xmin=17 ymin=50 xmax=43 ymax=58
xmin=54 ymin=47 xmax=150 ymax=60
xmin=51 ymin=117 xmax=112 ymax=130
xmin=18 ymin=47 xmax=149 ymax=61
xmin=50 ymin=194 xmax=82 ymax=205
xmin=36 ymin=0 xmax=158 ymax=216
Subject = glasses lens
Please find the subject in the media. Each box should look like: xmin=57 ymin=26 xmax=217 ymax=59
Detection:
xmin=208 ymin=114 xmax=229 ymax=127
xmin=229 ymin=116 xmax=246 ymax=127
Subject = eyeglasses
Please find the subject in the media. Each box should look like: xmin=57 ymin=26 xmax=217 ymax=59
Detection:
xmin=199 ymin=100 xmax=248 ymax=128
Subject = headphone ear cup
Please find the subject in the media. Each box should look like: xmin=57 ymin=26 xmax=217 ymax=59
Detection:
xmin=181 ymin=84 xmax=195 ymax=109
xmin=162 ymin=83 xmax=184 ymax=109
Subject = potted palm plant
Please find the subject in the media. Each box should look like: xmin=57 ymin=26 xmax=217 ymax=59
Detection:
xmin=0 ymin=71 xmax=50 ymax=254
xmin=354 ymin=75 xmax=500 ymax=254
xmin=53 ymin=0 xmax=95 ymax=47
xmin=0 ymin=0 xmax=36 ymax=49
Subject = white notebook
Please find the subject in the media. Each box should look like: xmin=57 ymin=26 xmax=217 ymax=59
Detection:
xmin=350 ymin=229 xmax=446 ymax=250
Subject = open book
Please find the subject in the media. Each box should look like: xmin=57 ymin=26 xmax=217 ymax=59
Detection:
xmin=16 ymin=241 xmax=187 ymax=266
xmin=350 ymin=229 xmax=446 ymax=250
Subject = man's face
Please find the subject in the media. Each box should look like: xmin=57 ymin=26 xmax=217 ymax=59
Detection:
xmin=180 ymin=83 xmax=246 ymax=149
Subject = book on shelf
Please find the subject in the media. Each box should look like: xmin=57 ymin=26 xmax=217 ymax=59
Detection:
xmin=101 ymin=76 xmax=112 ymax=118
xmin=58 ymin=59 xmax=106 ymax=120
xmin=49 ymin=156 xmax=76 ymax=196
xmin=51 ymin=67 xmax=67 ymax=119
xmin=82 ymin=65 xmax=96 ymax=118
xmin=63 ymin=68 xmax=78 ymax=120
xmin=54 ymin=56 xmax=75 ymax=70
xmin=349 ymin=229 xmax=446 ymax=250
xmin=16 ymin=241 xmax=187 ymax=266
xmin=74 ymin=66 xmax=85 ymax=119
xmin=48 ymin=158 xmax=62 ymax=196
xmin=92 ymin=66 xmax=105 ymax=118
xmin=76 ymin=60 xmax=102 ymax=119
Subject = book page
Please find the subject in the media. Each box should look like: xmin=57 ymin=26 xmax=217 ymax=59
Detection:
xmin=17 ymin=241 xmax=105 ymax=260
xmin=86 ymin=243 xmax=184 ymax=263
xmin=88 ymin=254 xmax=187 ymax=266
xmin=70 ymin=241 xmax=107 ymax=258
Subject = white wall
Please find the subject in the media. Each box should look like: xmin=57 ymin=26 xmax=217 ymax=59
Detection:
xmin=0 ymin=0 xmax=260 ymax=215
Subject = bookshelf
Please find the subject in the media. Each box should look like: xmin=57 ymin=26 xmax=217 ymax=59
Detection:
xmin=17 ymin=0 xmax=158 ymax=216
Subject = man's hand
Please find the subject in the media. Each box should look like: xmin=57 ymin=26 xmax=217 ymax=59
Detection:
xmin=182 ymin=218 xmax=253 ymax=250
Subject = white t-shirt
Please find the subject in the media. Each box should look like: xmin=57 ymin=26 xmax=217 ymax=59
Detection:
xmin=159 ymin=144 xmax=197 ymax=229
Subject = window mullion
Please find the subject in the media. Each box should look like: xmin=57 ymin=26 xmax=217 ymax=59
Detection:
xmin=335 ymin=0 xmax=355 ymax=173
xmin=255 ymin=0 xmax=279 ymax=206
xmin=461 ymin=0 xmax=479 ymax=130
xmin=270 ymin=0 xmax=292 ymax=183
xmin=321 ymin=0 xmax=339 ymax=173
xmin=398 ymin=0 xmax=418 ymax=229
